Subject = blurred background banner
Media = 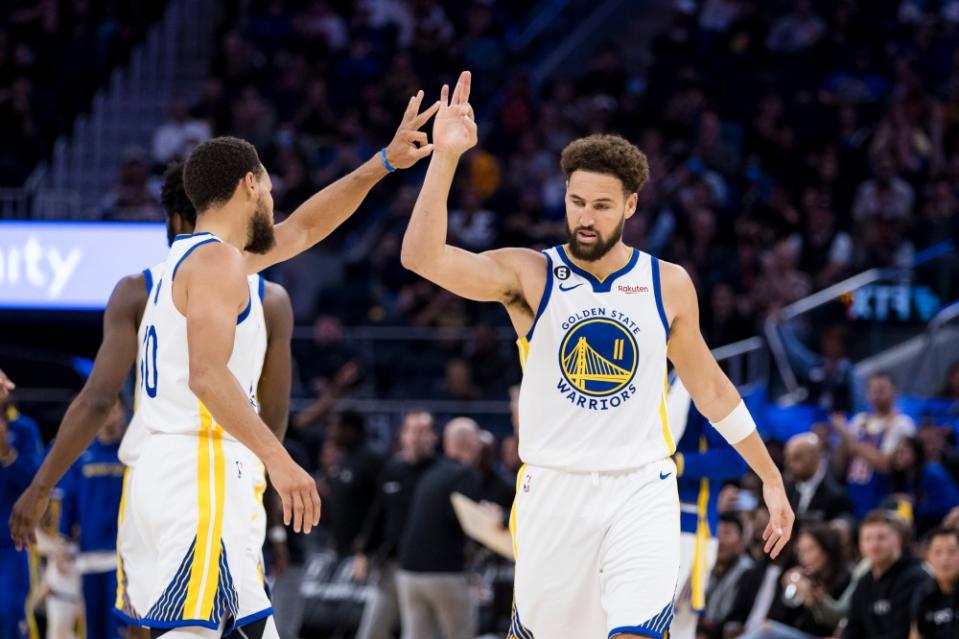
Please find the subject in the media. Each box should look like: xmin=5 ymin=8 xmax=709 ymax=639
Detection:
xmin=0 ymin=222 xmax=167 ymax=310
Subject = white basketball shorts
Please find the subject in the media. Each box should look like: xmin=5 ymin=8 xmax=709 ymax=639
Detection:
xmin=114 ymin=431 xmax=272 ymax=633
xmin=508 ymin=457 xmax=680 ymax=638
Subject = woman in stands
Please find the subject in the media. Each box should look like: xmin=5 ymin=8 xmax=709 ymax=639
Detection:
xmin=740 ymin=524 xmax=852 ymax=639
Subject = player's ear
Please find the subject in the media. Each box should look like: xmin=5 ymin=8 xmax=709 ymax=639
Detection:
xmin=244 ymin=171 xmax=258 ymax=198
xmin=624 ymin=192 xmax=638 ymax=219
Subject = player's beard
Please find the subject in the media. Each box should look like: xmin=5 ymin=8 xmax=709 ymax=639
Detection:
xmin=565 ymin=215 xmax=625 ymax=262
xmin=245 ymin=194 xmax=276 ymax=254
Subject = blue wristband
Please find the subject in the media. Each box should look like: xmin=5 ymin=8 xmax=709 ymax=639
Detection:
xmin=380 ymin=147 xmax=396 ymax=173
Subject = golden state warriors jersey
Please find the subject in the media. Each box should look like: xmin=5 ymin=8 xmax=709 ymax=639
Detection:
xmin=128 ymin=232 xmax=267 ymax=446
xmin=516 ymin=245 xmax=675 ymax=472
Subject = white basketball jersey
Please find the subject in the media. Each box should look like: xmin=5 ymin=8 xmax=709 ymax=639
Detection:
xmin=516 ymin=245 xmax=675 ymax=472
xmin=123 ymin=232 xmax=267 ymax=456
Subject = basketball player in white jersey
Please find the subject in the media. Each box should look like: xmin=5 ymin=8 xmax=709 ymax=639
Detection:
xmin=117 ymin=163 xmax=293 ymax=638
xmin=11 ymin=93 xmax=440 ymax=637
xmin=11 ymin=162 xmax=294 ymax=639
xmin=401 ymin=71 xmax=794 ymax=639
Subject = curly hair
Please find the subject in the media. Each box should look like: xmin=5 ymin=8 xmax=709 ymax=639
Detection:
xmin=160 ymin=161 xmax=196 ymax=227
xmin=560 ymin=134 xmax=650 ymax=194
xmin=183 ymin=136 xmax=263 ymax=212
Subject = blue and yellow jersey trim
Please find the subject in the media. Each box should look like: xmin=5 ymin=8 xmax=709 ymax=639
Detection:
xmin=690 ymin=435 xmax=710 ymax=612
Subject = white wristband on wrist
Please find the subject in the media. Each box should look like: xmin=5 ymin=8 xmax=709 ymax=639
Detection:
xmin=710 ymin=400 xmax=757 ymax=445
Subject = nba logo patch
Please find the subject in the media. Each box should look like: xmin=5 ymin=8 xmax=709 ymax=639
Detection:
xmin=522 ymin=473 xmax=532 ymax=493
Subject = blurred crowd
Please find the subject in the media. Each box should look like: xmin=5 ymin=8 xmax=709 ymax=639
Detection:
xmin=5 ymin=366 xmax=959 ymax=638
xmin=0 ymin=0 xmax=168 ymax=186
xmin=89 ymin=0 xmax=959 ymax=411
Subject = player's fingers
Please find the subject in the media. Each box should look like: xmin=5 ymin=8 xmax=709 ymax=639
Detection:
xmin=301 ymin=487 xmax=315 ymax=535
xmin=770 ymin=531 xmax=789 ymax=559
xmin=460 ymin=70 xmax=472 ymax=104
xmin=310 ymin=485 xmax=321 ymax=526
xmin=401 ymin=92 xmax=420 ymax=123
xmin=292 ymin=489 xmax=304 ymax=533
xmin=408 ymin=130 xmax=428 ymax=147
xmin=281 ymin=490 xmax=292 ymax=526
xmin=450 ymin=74 xmax=463 ymax=105
xmin=440 ymin=84 xmax=449 ymax=108
xmin=452 ymin=70 xmax=470 ymax=105
xmin=412 ymin=100 xmax=441 ymax=129
xmin=412 ymin=144 xmax=434 ymax=160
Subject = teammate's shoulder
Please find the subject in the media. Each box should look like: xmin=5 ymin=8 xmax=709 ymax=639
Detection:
xmin=261 ymin=279 xmax=293 ymax=324
xmin=108 ymin=272 xmax=149 ymax=310
xmin=261 ymin=279 xmax=291 ymax=303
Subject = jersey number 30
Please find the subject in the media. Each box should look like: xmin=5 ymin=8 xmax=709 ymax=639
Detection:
xmin=141 ymin=325 xmax=159 ymax=398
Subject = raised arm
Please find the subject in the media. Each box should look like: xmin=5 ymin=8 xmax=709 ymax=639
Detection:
xmin=245 ymin=93 xmax=439 ymax=273
xmin=400 ymin=71 xmax=545 ymax=326
xmin=9 ymin=274 xmax=145 ymax=550
xmin=662 ymin=261 xmax=794 ymax=558
xmin=180 ymin=244 xmax=318 ymax=533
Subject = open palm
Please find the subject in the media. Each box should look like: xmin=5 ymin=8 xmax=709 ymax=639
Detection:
xmin=433 ymin=71 xmax=477 ymax=156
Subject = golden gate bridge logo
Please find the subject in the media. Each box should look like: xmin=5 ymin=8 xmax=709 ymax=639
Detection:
xmin=559 ymin=318 xmax=638 ymax=396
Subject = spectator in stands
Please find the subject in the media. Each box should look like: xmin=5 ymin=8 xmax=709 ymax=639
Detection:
xmin=436 ymin=358 xmax=482 ymax=402
xmin=831 ymin=372 xmax=917 ymax=519
xmin=808 ymin=326 xmax=853 ymax=414
xmin=784 ymin=433 xmax=853 ymax=523
xmin=396 ymin=417 xmax=482 ymax=639
xmin=354 ymin=410 xmax=438 ymax=639
xmin=499 ymin=433 xmax=521 ymax=478
xmin=99 ymin=147 xmax=162 ymax=220
xmin=918 ymin=179 xmax=959 ymax=249
xmin=890 ymin=437 xmax=959 ymax=534
xmin=765 ymin=0 xmax=826 ymax=53
xmin=797 ymin=191 xmax=853 ymax=288
xmin=58 ymin=398 xmax=126 ymax=639
xmin=701 ymin=513 xmax=755 ymax=636
xmin=151 ymin=98 xmax=211 ymax=166
xmin=477 ymin=430 xmax=513 ymax=514
xmin=0 ymin=396 xmax=43 ymax=637
xmin=449 ymin=187 xmax=496 ymax=251
xmin=739 ymin=524 xmax=852 ymax=639
xmin=718 ymin=527 xmax=795 ymax=638
xmin=325 ymin=411 xmax=383 ymax=557
xmin=937 ymin=360 xmax=959 ymax=402
xmin=912 ymin=526 xmax=959 ymax=639
xmin=852 ymin=153 xmax=915 ymax=224
xmin=843 ymin=509 xmax=930 ymax=639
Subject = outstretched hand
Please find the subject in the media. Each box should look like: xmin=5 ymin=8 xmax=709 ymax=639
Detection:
xmin=384 ymin=90 xmax=441 ymax=170
xmin=762 ymin=480 xmax=795 ymax=559
xmin=432 ymin=71 xmax=477 ymax=157
xmin=9 ymin=484 xmax=47 ymax=551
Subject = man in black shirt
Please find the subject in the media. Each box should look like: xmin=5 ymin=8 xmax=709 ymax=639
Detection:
xmin=354 ymin=410 xmax=438 ymax=639
xmin=326 ymin=411 xmax=384 ymax=557
xmin=913 ymin=527 xmax=959 ymax=639
xmin=843 ymin=509 xmax=931 ymax=639
xmin=784 ymin=432 xmax=853 ymax=523
xmin=397 ymin=417 xmax=483 ymax=639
